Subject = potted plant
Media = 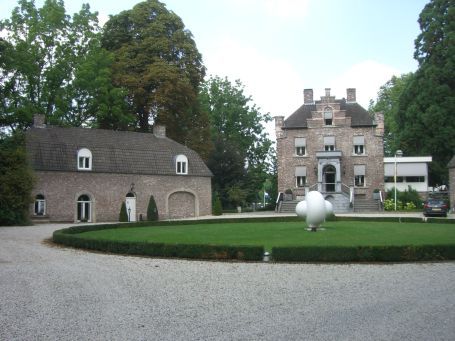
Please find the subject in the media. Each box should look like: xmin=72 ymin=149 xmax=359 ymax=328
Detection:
xmin=373 ymin=189 xmax=381 ymax=200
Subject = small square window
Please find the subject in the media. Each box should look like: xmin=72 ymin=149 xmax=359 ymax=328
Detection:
xmin=296 ymin=146 xmax=306 ymax=156
xmin=354 ymin=145 xmax=365 ymax=155
xmin=354 ymin=175 xmax=365 ymax=187
xmin=296 ymin=176 xmax=306 ymax=187
xmin=324 ymin=145 xmax=335 ymax=152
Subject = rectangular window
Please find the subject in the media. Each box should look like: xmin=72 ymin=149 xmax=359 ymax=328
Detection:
xmin=353 ymin=136 xmax=365 ymax=155
xmin=405 ymin=176 xmax=425 ymax=182
xmin=354 ymin=165 xmax=366 ymax=187
xmin=323 ymin=136 xmax=335 ymax=151
xmin=177 ymin=161 xmax=187 ymax=174
xmin=79 ymin=156 xmax=90 ymax=169
xmin=296 ymin=176 xmax=306 ymax=187
xmin=384 ymin=176 xmax=404 ymax=183
xmin=354 ymin=175 xmax=365 ymax=187
xmin=295 ymin=138 xmax=306 ymax=156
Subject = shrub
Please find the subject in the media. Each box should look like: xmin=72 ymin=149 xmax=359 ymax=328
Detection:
xmin=0 ymin=133 xmax=35 ymax=226
xmin=212 ymin=193 xmax=223 ymax=216
xmin=119 ymin=202 xmax=128 ymax=222
xmin=147 ymin=195 xmax=158 ymax=221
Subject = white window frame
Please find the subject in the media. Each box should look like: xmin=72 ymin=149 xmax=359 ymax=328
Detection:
xmin=77 ymin=148 xmax=92 ymax=170
xmin=354 ymin=144 xmax=365 ymax=155
xmin=324 ymin=107 xmax=333 ymax=126
xmin=77 ymin=194 xmax=92 ymax=222
xmin=176 ymin=154 xmax=188 ymax=175
xmin=34 ymin=194 xmax=46 ymax=216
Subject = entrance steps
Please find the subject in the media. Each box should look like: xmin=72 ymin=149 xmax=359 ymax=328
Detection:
xmin=278 ymin=192 xmax=352 ymax=214
xmin=353 ymin=198 xmax=381 ymax=212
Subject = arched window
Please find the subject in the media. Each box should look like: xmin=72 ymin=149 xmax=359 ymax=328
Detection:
xmin=176 ymin=154 xmax=188 ymax=175
xmin=77 ymin=194 xmax=92 ymax=222
xmin=324 ymin=107 xmax=333 ymax=126
xmin=77 ymin=148 xmax=92 ymax=170
xmin=34 ymin=194 xmax=46 ymax=216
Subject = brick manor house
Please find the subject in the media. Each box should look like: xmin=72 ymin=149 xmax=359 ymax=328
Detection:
xmin=26 ymin=115 xmax=212 ymax=222
xmin=275 ymin=88 xmax=385 ymax=212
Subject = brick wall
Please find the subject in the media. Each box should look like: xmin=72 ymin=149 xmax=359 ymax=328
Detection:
xmin=31 ymin=171 xmax=212 ymax=222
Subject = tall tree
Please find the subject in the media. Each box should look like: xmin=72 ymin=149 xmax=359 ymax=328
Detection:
xmin=395 ymin=0 xmax=454 ymax=184
xmin=369 ymin=73 xmax=413 ymax=156
xmin=101 ymin=0 xmax=210 ymax=157
xmin=200 ymin=75 xmax=273 ymax=207
xmin=0 ymin=0 xmax=130 ymax=131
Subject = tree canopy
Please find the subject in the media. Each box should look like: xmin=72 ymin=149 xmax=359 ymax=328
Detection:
xmin=200 ymin=75 xmax=273 ymax=207
xmin=101 ymin=0 xmax=211 ymax=157
xmin=395 ymin=0 xmax=455 ymax=184
xmin=0 ymin=0 xmax=130 ymax=131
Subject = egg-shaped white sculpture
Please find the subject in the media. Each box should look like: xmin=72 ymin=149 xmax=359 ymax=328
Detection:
xmin=295 ymin=191 xmax=334 ymax=231
xmin=324 ymin=200 xmax=334 ymax=217
xmin=296 ymin=200 xmax=307 ymax=218
xmin=306 ymin=191 xmax=326 ymax=227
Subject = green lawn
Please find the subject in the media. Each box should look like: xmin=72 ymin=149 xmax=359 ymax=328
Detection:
xmin=80 ymin=221 xmax=455 ymax=251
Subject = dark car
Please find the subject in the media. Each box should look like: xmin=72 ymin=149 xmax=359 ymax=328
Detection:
xmin=423 ymin=199 xmax=448 ymax=217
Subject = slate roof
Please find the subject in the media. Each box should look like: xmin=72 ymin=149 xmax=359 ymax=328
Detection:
xmin=284 ymin=98 xmax=375 ymax=129
xmin=448 ymin=155 xmax=455 ymax=168
xmin=26 ymin=126 xmax=212 ymax=177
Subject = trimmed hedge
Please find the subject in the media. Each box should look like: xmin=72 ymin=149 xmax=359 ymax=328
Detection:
xmin=53 ymin=224 xmax=264 ymax=261
xmin=272 ymin=244 xmax=455 ymax=262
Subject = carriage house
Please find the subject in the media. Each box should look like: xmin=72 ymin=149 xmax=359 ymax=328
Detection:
xmin=275 ymin=88 xmax=385 ymax=212
xmin=26 ymin=115 xmax=212 ymax=222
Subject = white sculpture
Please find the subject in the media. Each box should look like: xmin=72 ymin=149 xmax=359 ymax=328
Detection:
xmin=296 ymin=191 xmax=333 ymax=231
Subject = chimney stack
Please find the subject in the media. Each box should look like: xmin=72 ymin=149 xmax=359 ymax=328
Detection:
xmin=153 ymin=124 xmax=166 ymax=138
xmin=347 ymin=88 xmax=356 ymax=103
xmin=325 ymin=88 xmax=331 ymax=97
xmin=33 ymin=114 xmax=46 ymax=128
xmin=303 ymin=89 xmax=314 ymax=104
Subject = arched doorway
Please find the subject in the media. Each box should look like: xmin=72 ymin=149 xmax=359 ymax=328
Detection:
xmin=323 ymin=165 xmax=336 ymax=192
xmin=125 ymin=192 xmax=136 ymax=222
xmin=168 ymin=191 xmax=196 ymax=219
xmin=77 ymin=194 xmax=92 ymax=222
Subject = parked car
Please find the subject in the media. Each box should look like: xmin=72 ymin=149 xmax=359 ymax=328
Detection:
xmin=423 ymin=199 xmax=448 ymax=217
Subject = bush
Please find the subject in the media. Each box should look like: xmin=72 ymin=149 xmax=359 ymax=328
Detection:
xmin=0 ymin=133 xmax=35 ymax=226
xmin=386 ymin=186 xmax=422 ymax=211
xmin=212 ymin=193 xmax=223 ymax=216
xmin=147 ymin=195 xmax=158 ymax=221
xmin=52 ymin=224 xmax=264 ymax=261
xmin=119 ymin=202 xmax=128 ymax=222
xmin=272 ymin=245 xmax=455 ymax=262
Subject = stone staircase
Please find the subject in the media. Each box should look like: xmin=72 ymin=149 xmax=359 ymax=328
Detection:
xmin=278 ymin=192 xmax=352 ymax=214
xmin=353 ymin=198 xmax=382 ymax=212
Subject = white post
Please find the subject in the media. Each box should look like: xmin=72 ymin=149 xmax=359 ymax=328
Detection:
xmin=394 ymin=150 xmax=403 ymax=211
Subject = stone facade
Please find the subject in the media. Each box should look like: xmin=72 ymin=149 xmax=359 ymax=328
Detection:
xmin=26 ymin=119 xmax=212 ymax=222
xmin=30 ymin=171 xmax=212 ymax=222
xmin=276 ymin=88 xmax=384 ymax=202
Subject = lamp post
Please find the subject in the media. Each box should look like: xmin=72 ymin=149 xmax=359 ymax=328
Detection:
xmin=394 ymin=150 xmax=403 ymax=211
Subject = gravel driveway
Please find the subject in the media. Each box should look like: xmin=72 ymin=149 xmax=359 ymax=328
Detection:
xmin=1 ymin=223 xmax=454 ymax=341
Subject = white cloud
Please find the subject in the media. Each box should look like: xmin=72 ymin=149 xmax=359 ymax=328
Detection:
xmin=324 ymin=60 xmax=401 ymax=108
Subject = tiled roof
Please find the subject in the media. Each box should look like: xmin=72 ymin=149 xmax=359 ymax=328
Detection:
xmin=284 ymin=98 xmax=375 ymax=128
xmin=448 ymin=155 xmax=455 ymax=168
xmin=26 ymin=126 xmax=212 ymax=177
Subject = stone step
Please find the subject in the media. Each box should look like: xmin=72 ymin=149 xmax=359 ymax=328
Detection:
xmin=354 ymin=199 xmax=381 ymax=212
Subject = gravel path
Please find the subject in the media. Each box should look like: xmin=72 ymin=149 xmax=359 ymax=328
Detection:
xmin=1 ymin=223 xmax=454 ymax=341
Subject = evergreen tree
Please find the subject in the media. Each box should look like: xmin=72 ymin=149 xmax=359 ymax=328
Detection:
xmin=212 ymin=193 xmax=223 ymax=216
xmin=385 ymin=0 xmax=454 ymax=184
xmin=147 ymin=195 xmax=158 ymax=221
xmin=0 ymin=133 xmax=34 ymax=225
xmin=119 ymin=201 xmax=128 ymax=222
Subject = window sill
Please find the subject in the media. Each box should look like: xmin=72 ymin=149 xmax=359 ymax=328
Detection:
xmin=293 ymin=154 xmax=308 ymax=158
xmin=77 ymin=168 xmax=92 ymax=171
xmin=352 ymin=154 xmax=367 ymax=157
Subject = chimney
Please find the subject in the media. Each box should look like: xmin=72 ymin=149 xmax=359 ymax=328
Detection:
xmin=325 ymin=88 xmax=331 ymax=97
xmin=153 ymin=124 xmax=166 ymax=138
xmin=303 ymin=89 xmax=313 ymax=104
xmin=33 ymin=114 xmax=46 ymax=128
xmin=274 ymin=116 xmax=285 ymax=139
xmin=347 ymin=88 xmax=356 ymax=103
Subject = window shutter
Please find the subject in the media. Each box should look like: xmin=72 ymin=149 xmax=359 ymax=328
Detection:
xmin=353 ymin=135 xmax=365 ymax=145
xmin=354 ymin=165 xmax=366 ymax=175
xmin=295 ymin=166 xmax=307 ymax=176
xmin=295 ymin=138 xmax=306 ymax=147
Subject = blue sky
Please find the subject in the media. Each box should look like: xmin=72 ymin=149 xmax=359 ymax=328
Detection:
xmin=2 ymin=0 xmax=428 ymax=121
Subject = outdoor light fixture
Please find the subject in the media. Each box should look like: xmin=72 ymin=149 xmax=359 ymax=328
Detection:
xmin=394 ymin=150 xmax=403 ymax=211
